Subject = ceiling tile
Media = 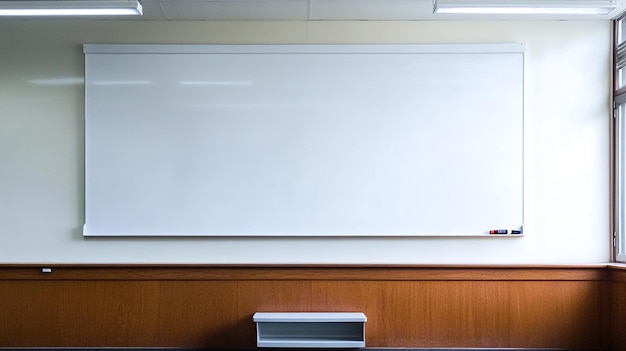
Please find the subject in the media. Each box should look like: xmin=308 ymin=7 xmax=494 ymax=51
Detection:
xmin=155 ymin=0 xmax=309 ymax=20
xmin=309 ymin=0 xmax=431 ymax=20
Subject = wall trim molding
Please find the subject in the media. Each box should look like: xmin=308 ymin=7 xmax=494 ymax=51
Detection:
xmin=0 ymin=264 xmax=611 ymax=281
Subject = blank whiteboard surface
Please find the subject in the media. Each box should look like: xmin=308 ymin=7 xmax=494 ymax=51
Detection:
xmin=83 ymin=44 xmax=524 ymax=236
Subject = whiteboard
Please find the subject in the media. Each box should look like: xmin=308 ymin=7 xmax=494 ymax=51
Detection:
xmin=83 ymin=44 xmax=524 ymax=237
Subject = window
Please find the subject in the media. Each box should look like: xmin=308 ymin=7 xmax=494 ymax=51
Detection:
xmin=616 ymin=98 xmax=626 ymax=261
xmin=615 ymin=13 xmax=626 ymax=262
xmin=616 ymin=15 xmax=626 ymax=92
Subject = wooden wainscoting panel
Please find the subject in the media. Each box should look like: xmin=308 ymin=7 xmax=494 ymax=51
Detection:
xmin=0 ymin=280 xmax=161 ymax=347
xmin=508 ymin=281 xmax=603 ymax=349
xmin=610 ymin=268 xmax=626 ymax=350
xmin=0 ymin=280 xmax=68 ymax=346
xmin=0 ymin=264 xmax=608 ymax=281
xmin=67 ymin=280 xmax=161 ymax=347
xmin=423 ymin=281 xmax=511 ymax=348
xmin=237 ymin=280 xmax=314 ymax=313
xmin=156 ymin=281 xmax=241 ymax=348
xmin=0 ymin=265 xmax=610 ymax=349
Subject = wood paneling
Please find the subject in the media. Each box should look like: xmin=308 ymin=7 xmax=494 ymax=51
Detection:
xmin=508 ymin=281 xmax=604 ymax=348
xmin=0 ymin=280 xmax=161 ymax=347
xmin=610 ymin=267 xmax=626 ymax=351
xmin=0 ymin=264 xmax=608 ymax=281
xmin=0 ymin=265 xmax=613 ymax=349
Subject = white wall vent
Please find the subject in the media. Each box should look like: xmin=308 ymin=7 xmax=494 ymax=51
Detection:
xmin=253 ymin=312 xmax=367 ymax=348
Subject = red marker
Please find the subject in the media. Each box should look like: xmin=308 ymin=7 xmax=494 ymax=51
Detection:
xmin=489 ymin=229 xmax=508 ymax=234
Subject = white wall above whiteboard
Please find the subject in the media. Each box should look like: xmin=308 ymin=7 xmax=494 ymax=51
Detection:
xmin=83 ymin=43 xmax=524 ymax=237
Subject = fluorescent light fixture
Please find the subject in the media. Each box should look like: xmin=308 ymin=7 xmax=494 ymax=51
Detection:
xmin=0 ymin=0 xmax=142 ymax=16
xmin=433 ymin=0 xmax=617 ymax=15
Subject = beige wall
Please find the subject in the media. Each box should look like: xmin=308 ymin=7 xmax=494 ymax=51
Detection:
xmin=0 ymin=20 xmax=611 ymax=263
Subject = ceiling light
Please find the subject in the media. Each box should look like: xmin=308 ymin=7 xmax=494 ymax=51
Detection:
xmin=0 ymin=0 xmax=142 ymax=16
xmin=433 ymin=0 xmax=617 ymax=15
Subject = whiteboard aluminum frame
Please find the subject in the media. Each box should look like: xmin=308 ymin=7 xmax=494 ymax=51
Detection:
xmin=83 ymin=43 xmax=526 ymax=55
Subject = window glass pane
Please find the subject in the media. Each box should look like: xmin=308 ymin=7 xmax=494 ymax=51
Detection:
xmin=615 ymin=15 xmax=626 ymax=262
xmin=618 ymin=102 xmax=626 ymax=259
xmin=617 ymin=17 xmax=626 ymax=91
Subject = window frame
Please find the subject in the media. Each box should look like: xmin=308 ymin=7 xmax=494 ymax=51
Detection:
xmin=614 ymin=95 xmax=626 ymax=262
xmin=614 ymin=13 xmax=626 ymax=262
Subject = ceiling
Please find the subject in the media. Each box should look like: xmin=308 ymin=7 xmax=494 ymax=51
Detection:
xmin=133 ymin=0 xmax=626 ymax=21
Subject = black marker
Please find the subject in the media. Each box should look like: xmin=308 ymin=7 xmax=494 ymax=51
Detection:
xmin=489 ymin=229 xmax=508 ymax=234
xmin=511 ymin=230 xmax=522 ymax=234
